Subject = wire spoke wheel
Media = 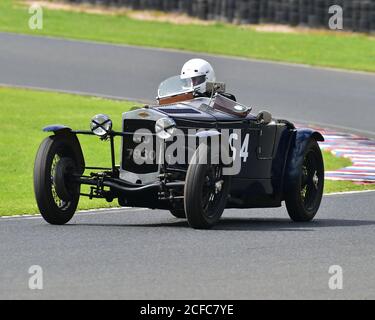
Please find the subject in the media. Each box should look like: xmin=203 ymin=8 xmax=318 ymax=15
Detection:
xmin=301 ymin=151 xmax=321 ymax=211
xmin=50 ymin=154 xmax=71 ymax=210
xmin=202 ymin=165 xmax=225 ymax=218
xmin=184 ymin=144 xmax=231 ymax=229
xmin=34 ymin=135 xmax=81 ymax=225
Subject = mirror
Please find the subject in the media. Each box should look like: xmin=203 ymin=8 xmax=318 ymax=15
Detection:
xmin=206 ymin=82 xmax=226 ymax=94
xmin=257 ymin=110 xmax=272 ymax=124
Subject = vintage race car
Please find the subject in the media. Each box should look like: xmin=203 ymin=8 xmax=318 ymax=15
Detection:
xmin=34 ymin=75 xmax=324 ymax=229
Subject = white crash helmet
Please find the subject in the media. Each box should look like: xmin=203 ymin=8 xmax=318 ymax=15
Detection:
xmin=180 ymin=59 xmax=216 ymax=94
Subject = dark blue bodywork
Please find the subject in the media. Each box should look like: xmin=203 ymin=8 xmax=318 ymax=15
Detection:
xmin=156 ymin=99 xmax=324 ymax=209
xmin=42 ymin=96 xmax=324 ymax=210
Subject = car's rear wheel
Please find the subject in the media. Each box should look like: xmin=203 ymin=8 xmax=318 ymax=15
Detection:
xmin=34 ymin=135 xmax=81 ymax=225
xmin=184 ymin=144 xmax=231 ymax=229
xmin=285 ymin=139 xmax=324 ymax=222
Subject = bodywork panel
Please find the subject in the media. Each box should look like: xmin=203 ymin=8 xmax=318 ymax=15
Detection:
xmin=41 ymin=97 xmax=324 ymax=210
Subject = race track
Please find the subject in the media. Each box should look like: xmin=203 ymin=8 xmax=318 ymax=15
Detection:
xmin=1 ymin=192 xmax=375 ymax=300
xmin=1 ymin=32 xmax=375 ymax=299
xmin=1 ymin=32 xmax=375 ymax=136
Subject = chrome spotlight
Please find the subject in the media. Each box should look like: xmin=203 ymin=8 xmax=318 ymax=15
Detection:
xmin=90 ymin=114 xmax=112 ymax=138
xmin=155 ymin=117 xmax=176 ymax=139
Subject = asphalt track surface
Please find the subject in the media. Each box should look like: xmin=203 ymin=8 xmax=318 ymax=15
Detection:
xmin=1 ymin=32 xmax=375 ymax=136
xmin=1 ymin=32 xmax=375 ymax=299
xmin=1 ymin=192 xmax=375 ymax=299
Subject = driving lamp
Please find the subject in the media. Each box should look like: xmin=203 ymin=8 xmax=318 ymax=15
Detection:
xmin=155 ymin=117 xmax=176 ymax=139
xmin=90 ymin=114 xmax=112 ymax=138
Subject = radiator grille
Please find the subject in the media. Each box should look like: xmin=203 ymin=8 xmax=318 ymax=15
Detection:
xmin=121 ymin=119 xmax=158 ymax=174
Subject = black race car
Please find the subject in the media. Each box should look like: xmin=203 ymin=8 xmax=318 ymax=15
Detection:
xmin=34 ymin=77 xmax=324 ymax=229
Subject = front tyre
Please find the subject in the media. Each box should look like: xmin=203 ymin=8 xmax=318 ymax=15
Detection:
xmin=285 ymin=139 xmax=324 ymax=222
xmin=169 ymin=208 xmax=186 ymax=219
xmin=34 ymin=135 xmax=81 ymax=225
xmin=184 ymin=144 xmax=231 ymax=229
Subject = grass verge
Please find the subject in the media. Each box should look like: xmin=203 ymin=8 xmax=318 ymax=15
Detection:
xmin=0 ymin=87 xmax=136 ymax=216
xmin=0 ymin=0 xmax=374 ymax=72
xmin=323 ymin=152 xmax=375 ymax=193
xmin=1 ymin=87 xmax=374 ymax=216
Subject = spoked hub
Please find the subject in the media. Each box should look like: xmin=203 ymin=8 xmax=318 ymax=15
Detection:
xmin=34 ymin=135 xmax=82 ymax=225
xmin=51 ymin=155 xmax=77 ymax=210
xmin=184 ymin=143 xmax=231 ymax=229
xmin=202 ymin=165 xmax=225 ymax=218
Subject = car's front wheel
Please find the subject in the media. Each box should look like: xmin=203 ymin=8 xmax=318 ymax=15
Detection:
xmin=34 ymin=135 xmax=81 ymax=225
xmin=184 ymin=144 xmax=231 ymax=229
xmin=169 ymin=208 xmax=186 ymax=219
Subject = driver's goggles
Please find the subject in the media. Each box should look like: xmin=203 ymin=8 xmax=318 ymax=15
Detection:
xmin=191 ymin=75 xmax=206 ymax=86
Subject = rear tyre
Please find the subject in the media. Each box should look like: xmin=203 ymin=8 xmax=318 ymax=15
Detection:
xmin=285 ymin=139 xmax=324 ymax=222
xmin=34 ymin=135 xmax=81 ymax=225
xmin=184 ymin=144 xmax=231 ymax=229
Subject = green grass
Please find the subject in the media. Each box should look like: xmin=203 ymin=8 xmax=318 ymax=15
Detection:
xmin=1 ymin=87 xmax=374 ymax=216
xmin=324 ymin=150 xmax=352 ymax=171
xmin=323 ymin=151 xmax=375 ymax=193
xmin=1 ymin=0 xmax=375 ymax=72
xmin=0 ymin=87 xmax=137 ymax=216
xmin=324 ymin=180 xmax=375 ymax=193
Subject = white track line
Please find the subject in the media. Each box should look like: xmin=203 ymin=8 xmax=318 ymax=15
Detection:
xmin=0 ymin=207 xmax=148 ymax=221
xmin=2 ymin=85 xmax=374 ymax=141
xmin=2 ymin=32 xmax=375 ymax=76
xmin=0 ymin=83 xmax=152 ymax=104
xmin=286 ymin=118 xmax=375 ymax=138
xmin=1 ymin=190 xmax=374 ymax=221
xmin=325 ymin=189 xmax=375 ymax=196
xmin=1 ymin=85 xmax=374 ymax=139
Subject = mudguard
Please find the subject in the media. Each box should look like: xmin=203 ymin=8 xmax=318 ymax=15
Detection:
xmin=43 ymin=124 xmax=72 ymax=133
xmin=193 ymin=129 xmax=235 ymax=172
xmin=42 ymin=125 xmax=85 ymax=174
xmin=195 ymin=130 xmax=221 ymax=138
xmin=283 ymin=128 xmax=324 ymax=196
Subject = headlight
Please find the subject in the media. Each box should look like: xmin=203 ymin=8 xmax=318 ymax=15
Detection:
xmin=90 ymin=114 xmax=112 ymax=137
xmin=155 ymin=117 xmax=176 ymax=139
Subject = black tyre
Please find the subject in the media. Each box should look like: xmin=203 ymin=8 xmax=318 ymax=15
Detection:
xmin=285 ymin=139 xmax=324 ymax=222
xmin=34 ymin=135 xmax=81 ymax=225
xmin=169 ymin=208 xmax=186 ymax=219
xmin=184 ymin=144 xmax=231 ymax=229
